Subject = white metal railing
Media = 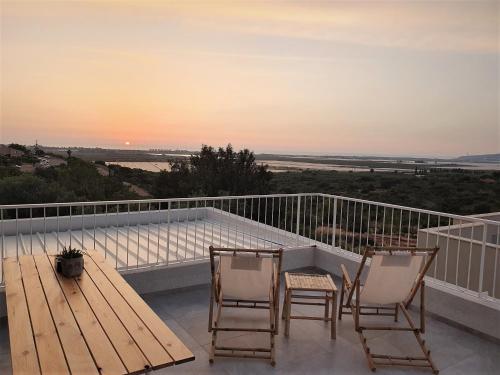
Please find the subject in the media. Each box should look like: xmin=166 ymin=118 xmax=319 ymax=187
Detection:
xmin=1 ymin=193 xmax=499 ymax=301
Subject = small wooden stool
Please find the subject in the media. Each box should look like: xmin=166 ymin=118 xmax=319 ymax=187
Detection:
xmin=281 ymin=272 xmax=337 ymax=339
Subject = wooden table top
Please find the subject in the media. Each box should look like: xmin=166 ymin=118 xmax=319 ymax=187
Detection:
xmin=3 ymin=251 xmax=194 ymax=375
xmin=285 ymin=272 xmax=337 ymax=292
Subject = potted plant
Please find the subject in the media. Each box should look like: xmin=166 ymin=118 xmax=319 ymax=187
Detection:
xmin=56 ymin=246 xmax=84 ymax=277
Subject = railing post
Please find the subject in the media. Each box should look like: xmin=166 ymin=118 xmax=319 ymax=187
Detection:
xmin=1 ymin=208 xmax=3 ymax=285
xmin=166 ymin=201 xmax=171 ymax=265
xmin=331 ymin=197 xmax=337 ymax=251
xmin=478 ymin=222 xmax=487 ymax=296
xmin=296 ymin=195 xmax=301 ymax=245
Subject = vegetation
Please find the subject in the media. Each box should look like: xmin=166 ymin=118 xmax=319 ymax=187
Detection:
xmin=1 ymin=143 xmax=499 ymax=216
xmin=59 ymin=246 xmax=84 ymax=259
xmin=0 ymin=156 xmax=137 ymax=205
xmin=152 ymin=145 xmax=271 ymax=197
xmin=1 ymin=144 xmax=39 ymax=166
xmin=270 ymin=169 xmax=500 ymax=215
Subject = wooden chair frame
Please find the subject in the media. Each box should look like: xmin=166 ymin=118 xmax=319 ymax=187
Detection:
xmin=208 ymin=246 xmax=283 ymax=366
xmin=338 ymin=246 xmax=439 ymax=374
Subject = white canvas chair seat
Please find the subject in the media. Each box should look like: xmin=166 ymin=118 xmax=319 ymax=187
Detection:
xmin=219 ymin=254 xmax=273 ymax=300
xmin=361 ymin=253 xmax=424 ymax=305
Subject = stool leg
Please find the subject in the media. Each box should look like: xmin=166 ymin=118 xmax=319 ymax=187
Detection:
xmin=331 ymin=291 xmax=337 ymax=340
xmin=338 ymin=279 xmax=345 ymax=321
xmin=281 ymin=288 xmax=288 ymax=320
xmin=324 ymin=291 xmax=330 ymax=322
xmin=285 ymin=290 xmax=291 ymax=337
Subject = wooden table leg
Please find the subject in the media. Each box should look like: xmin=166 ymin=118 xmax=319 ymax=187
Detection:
xmin=285 ymin=289 xmax=291 ymax=337
xmin=324 ymin=291 xmax=330 ymax=322
xmin=281 ymin=288 xmax=288 ymax=320
xmin=331 ymin=291 xmax=337 ymax=339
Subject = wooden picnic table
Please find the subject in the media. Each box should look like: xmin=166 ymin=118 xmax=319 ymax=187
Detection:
xmin=3 ymin=251 xmax=194 ymax=375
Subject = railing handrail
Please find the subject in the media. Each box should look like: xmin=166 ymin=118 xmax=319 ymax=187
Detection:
xmin=318 ymin=193 xmax=500 ymax=226
xmin=0 ymin=193 xmax=307 ymax=210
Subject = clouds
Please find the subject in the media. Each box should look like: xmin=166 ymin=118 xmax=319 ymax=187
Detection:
xmin=161 ymin=1 xmax=498 ymax=55
xmin=1 ymin=1 xmax=498 ymax=156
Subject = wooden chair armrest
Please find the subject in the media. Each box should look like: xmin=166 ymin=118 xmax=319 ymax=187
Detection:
xmin=214 ymin=268 xmax=221 ymax=298
xmin=340 ymin=264 xmax=352 ymax=289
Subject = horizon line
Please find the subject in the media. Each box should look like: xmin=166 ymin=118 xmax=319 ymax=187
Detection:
xmin=5 ymin=142 xmax=496 ymax=161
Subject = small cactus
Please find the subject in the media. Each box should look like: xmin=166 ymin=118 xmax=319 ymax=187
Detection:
xmin=59 ymin=245 xmax=83 ymax=259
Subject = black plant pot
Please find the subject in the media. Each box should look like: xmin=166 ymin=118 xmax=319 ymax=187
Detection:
xmin=60 ymin=256 xmax=84 ymax=278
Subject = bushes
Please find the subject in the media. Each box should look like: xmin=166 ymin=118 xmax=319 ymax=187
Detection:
xmin=270 ymin=170 xmax=500 ymax=215
xmin=0 ymin=166 xmax=21 ymax=178
xmin=0 ymin=175 xmax=60 ymax=204
xmin=0 ymin=158 xmax=136 ymax=205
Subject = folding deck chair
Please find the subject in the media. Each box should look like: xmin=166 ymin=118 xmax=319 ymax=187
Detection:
xmin=339 ymin=246 xmax=439 ymax=374
xmin=208 ymin=246 xmax=283 ymax=365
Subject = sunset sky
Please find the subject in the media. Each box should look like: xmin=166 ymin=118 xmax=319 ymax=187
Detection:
xmin=1 ymin=1 xmax=498 ymax=157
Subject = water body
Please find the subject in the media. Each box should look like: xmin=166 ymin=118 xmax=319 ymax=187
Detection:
xmin=107 ymin=154 xmax=500 ymax=173
xmin=106 ymin=161 xmax=172 ymax=172
xmin=106 ymin=160 xmax=499 ymax=173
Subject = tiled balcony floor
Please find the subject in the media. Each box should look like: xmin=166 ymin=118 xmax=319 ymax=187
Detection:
xmin=0 ymin=275 xmax=499 ymax=375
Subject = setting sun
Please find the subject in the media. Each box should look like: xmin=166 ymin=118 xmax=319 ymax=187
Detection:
xmin=125 ymin=141 xmax=130 ymax=146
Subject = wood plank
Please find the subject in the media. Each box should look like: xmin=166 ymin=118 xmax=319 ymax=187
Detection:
xmin=88 ymin=251 xmax=195 ymax=364
xmin=49 ymin=255 xmax=128 ymax=375
xmin=285 ymin=272 xmax=291 ymax=290
xmin=83 ymin=254 xmax=174 ymax=369
xmin=3 ymin=258 xmax=41 ymax=375
xmin=326 ymin=274 xmax=338 ymax=291
xmin=74 ymin=261 xmax=152 ymax=374
xmin=33 ymin=255 xmax=99 ymax=375
xmin=18 ymin=255 xmax=69 ymax=374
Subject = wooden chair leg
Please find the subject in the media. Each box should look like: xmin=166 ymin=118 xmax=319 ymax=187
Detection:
xmin=331 ymin=291 xmax=337 ymax=340
xmin=270 ymin=300 xmax=276 ymax=366
xmin=355 ymin=280 xmax=360 ymax=332
xmin=270 ymin=331 xmax=276 ymax=366
xmin=349 ymin=282 xmax=376 ymax=371
xmin=399 ymin=303 xmax=439 ymax=374
xmin=208 ymin=282 xmax=215 ymax=332
xmin=338 ymin=278 xmax=345 ymax=320
xmin=420 ymin=280 xmax=426 ymax=333
xmin=209 ymin=331 xmax=216 ymax=363
xmin=394 ymin=303 xmax=399 ymax=322
xmin=274 ymin=290 xmax=280 ymax=335
xmin=358 ymin=330 xmax=376 ymax=372
xmin=209 ymin=293 xmax=223 ymax=364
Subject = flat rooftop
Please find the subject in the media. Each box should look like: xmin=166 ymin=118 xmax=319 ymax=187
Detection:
xmin=0 ymin=210 xmax=303 ymax=273
xmin=1 ymin=275 xmax=498 ymax=375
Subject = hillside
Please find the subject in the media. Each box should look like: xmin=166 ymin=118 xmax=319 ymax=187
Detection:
xmin=453 ymin=153 xmax=500 ymax=163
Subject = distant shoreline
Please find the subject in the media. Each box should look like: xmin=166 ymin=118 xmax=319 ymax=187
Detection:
xmin=107 ymin=160 xmax=500 ymax=173
xmin=41 ymin=146 xmax=500 ymax=172
xmin=40 ymin=145 xmax=500 ymax=164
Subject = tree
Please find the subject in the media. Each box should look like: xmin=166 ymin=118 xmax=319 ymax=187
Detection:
xmin=153 ymin=163 xmax=192 ymax=198
xmin=8 ymin=143 xmax=28 ymax=153
xmin=67 ymin=149 xmax=72 ymax=158
xmin=152 ymin=144 xmax=272 ymax=198
xmin=189 ymin=144 xmax=271 ymax=196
